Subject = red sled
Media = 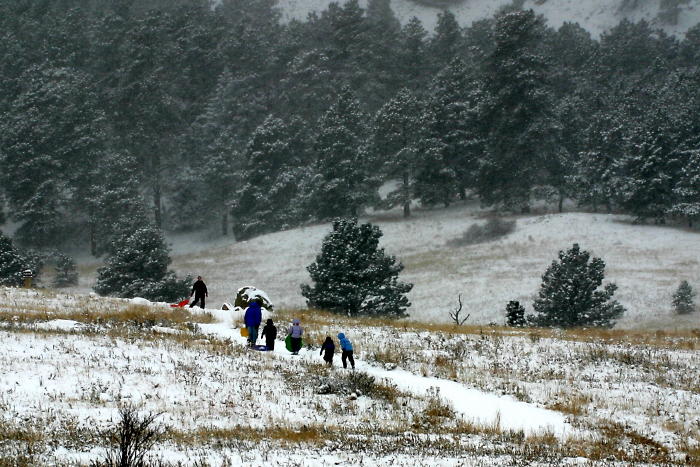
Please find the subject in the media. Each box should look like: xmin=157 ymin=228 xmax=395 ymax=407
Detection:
xmin=170 ymin=299 xmax=189 ymax=308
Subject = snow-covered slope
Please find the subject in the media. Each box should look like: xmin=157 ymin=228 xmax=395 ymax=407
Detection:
xmin=280 ymin=0 xmax=700 ymax=37
xmin=71 ymin=203 xmax=700 ymax=330
xmin=2 ymin=288 xmax=698 ymax=464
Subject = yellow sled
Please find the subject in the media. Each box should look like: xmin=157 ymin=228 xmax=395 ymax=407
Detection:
xmin=240 ymin=327 xmax=249 ymax=337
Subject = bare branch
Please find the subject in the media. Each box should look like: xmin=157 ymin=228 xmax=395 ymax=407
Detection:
xmin=449 ymin=294 xmax=470 ymax=325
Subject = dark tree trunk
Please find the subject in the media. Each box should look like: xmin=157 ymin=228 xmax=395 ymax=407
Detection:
xmin=558 ymin=191 xmax=564 ymax=213
xmin=90 ymin=223 xmax=97 ymax=256
xmin=150 ymin=148 xmax=163 ymax=229
xmin=402 ymin=171 xmax=411 ymax=218
xmin=153 ymin=181 xmax=162 ymax=228
xmin=222 ymin=210 xmax=228 ymax=236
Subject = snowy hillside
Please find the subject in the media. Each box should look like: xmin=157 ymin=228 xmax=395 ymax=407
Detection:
xmin=162 ymin=206 xmax=700 ymax=330
xmin=67 ymin=203 xmax=700 ymax=330
xmin=280 ymin=0 xmax=700 ymax=36
xmin=1 ymin=288 xmax=698 ymax=465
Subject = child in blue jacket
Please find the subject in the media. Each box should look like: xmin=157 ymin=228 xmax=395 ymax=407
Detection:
xmin=337 ymin=332 xmax=355 ymax=369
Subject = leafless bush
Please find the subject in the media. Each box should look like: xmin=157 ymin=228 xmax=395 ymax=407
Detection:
xmin=92 ymin=404 xmax=166 ymax=467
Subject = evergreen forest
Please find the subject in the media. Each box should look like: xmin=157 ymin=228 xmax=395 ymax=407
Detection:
xmin=2 ymin=0 xmax=700 ymax=254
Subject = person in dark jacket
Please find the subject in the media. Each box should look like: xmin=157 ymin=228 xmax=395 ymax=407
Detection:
xmin=244 ymin=299 xmax=263 ymax=347
xmin=189 ymin=276 xmax=208 ymax=309
xmin=320 ymin=336 xmax=335 ymax=366
xmin=287 ymin=318 xmax=303 ymax=355
xmin=337 ymin=332 xmax=355 ymax=369
xmin=261 ymin=318 xmax=277 ymax=351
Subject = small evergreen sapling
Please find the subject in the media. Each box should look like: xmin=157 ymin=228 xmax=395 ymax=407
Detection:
xmin=301 ymin=218 xmax=413 ymax=317
xmin=530 ymin=243 xmax=625 ymax=328
xmin=672 ymin=280 xmax=696 ymax=314
xmin=94 ymin=226 xmax=189 ymax=302
xmin=0 ymin=232 xmax=25 ymax=287
xmin=506 ymin=300 xmax=527 ymax=327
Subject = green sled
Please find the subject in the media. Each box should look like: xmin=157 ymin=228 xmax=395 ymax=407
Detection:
xmin=285 ymin=335 xmax=303 ymax=352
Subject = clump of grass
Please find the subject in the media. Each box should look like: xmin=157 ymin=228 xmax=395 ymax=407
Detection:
xmin=447 ymin=218 xmax=516 ymax=247
xmin=412 ymin=388 xmax=455 ymax=430
xmin=546 ymin=390 xmax=591 ymax=416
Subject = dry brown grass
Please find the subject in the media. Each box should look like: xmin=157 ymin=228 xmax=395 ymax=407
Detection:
xmin=275 ymin=308 xmax=700 ymax=351
xmin=0 ymin=304 xmax=214 ymax=327
xmin=546 ymin=390 xmax=592 ymax=417
xmin=168 ymin=424 xmax=326 ymax=447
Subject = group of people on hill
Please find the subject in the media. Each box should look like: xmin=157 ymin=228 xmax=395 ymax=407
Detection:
xmin=320 ymin=332 xmax=355 ymax=369
xmin=188 ymin=277 xmax=355 ymax=368
xmin=243 ymin=299 xmax=354 ymax=368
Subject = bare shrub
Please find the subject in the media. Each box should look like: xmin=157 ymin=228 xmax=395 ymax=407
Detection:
xmin=412 ymin=387 xmax=455 ymax=429
xmin=447 ymin=218 xmax=516 ymax=247
xmin=314 ymin=369 xmax=400 ymax=403
xmin=92 ymin=404 xmax=166 ymax=467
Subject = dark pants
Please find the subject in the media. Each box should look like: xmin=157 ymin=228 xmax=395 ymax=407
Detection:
xmin=291 ymin=337 xmax=302 ymax=353
xmin=190 ymin=293 xmax=205 ymax=308
xmin=266 ymin=338 xmax=275 ymax=351
xmin=342 ymin=350 xmax=355 ymax=369
xmin=322 ymin=350 xmax=334 ymax=365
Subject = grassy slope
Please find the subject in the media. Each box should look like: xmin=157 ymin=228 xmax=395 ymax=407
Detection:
xmin=72 ymin=203 xmax=700 ymax=330
xmin=1 ymin=289 xmax=699 ymax=465
xmin=173 ymin=203 xmax=700 ymax=329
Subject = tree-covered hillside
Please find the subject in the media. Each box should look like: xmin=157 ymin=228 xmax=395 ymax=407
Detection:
xmin=1 ymin=0 xmax=700 ymax=254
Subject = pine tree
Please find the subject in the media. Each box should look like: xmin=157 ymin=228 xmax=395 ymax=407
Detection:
xmin=429 ymin=10 xmax=462 ymax=72
xmin=0 ymin=231 xmax=26 ymax=287
xmin=397 ymin=17 xmax=429 ymax=92
xmin=531 ymin=244 xmax=625 ymax=328
xmin=84 ymin=152 xmax=149 ymax=256
xmin=670 ymin=149 xmax=700 ymax=227
xmin=301 ymin=218 xmax=413 ymax=317
xmin=232 ymin=115 xmax=310 ymax=239
xmin=277 ymin=50 xmax=337 ymax=124
xmin=505 ymin=300 xmax=527 ymax=327
xmin=672 ymin=280 xmax=696 ymax=314
xmin=372 ymin=88 xmax=424 ymax=217
xmin=413 ymin=131 xmax=455 ymax=208
xmin=613 ymin=129 xmax=681 ymax=223
xmin=425 ymin=58 xmax=485 ymax=201
xmin=307 ymin=87 xmax=380 ymax=220
xmin=477 ymin=10 xmax=560 ymax=212
xmin=53 ymin=253 xmax=78 ymax=288
xmin=94 ymin=225 xmax=189 ymax=301
xmin=0 ymin=65 xmax=105 ymax=247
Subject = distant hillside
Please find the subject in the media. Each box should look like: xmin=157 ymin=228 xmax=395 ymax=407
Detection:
xmin=69 ymin=203 xmax=700 ymax=331
xmin=279 ymin=0 xmax=700 ymax=36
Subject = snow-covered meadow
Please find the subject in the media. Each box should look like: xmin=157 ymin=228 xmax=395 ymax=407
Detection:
xmin=82 ymin=203 xmax=700 ymax=331
xmin=1 ymin=287 xmax=698 ymax=465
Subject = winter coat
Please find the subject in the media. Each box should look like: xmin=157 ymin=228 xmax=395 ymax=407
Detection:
xmin=261 ymin=321 xmax=277 ymax=341
xmin=320 ymin=338 xmax=335 ymax=358
xmin=244 ymin=302 xmax=262 ymax=328
xmin=191 ymin=280 xmax=207 ymax=296
xmin=337 ymin=333 xmax=353 ymax=351
xmin=288 ymin=319 xmax=303 ymax=338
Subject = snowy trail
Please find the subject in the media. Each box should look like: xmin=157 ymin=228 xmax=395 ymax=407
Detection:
xmin=198 ymin=309 xmax=573 ymax=439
